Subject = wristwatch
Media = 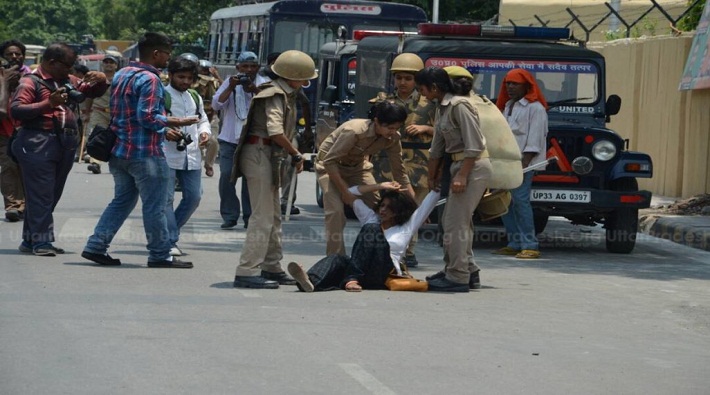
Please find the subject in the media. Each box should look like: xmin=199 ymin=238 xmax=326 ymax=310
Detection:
xmin=292 ymin=154 xmax=303 ymax=165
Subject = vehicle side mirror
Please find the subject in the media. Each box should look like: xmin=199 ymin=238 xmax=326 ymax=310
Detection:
xmin=605 ymin=94 xmax=621 ymax=116
xmin=322 ymin=85 xmax=338 ymax=105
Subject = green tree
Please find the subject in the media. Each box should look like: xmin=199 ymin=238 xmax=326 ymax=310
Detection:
xmin=677 ymin=0 xmax=706 ymax=31
xmin=0 ymin=0 xmax=91 ymax=44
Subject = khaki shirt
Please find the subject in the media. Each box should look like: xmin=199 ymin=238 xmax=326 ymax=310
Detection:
xmin=248 ymin=78 xmax=297 ymax=143
xmin=317 ymin=118 xmax=410 ymax=185
xmin=430 ymin=93 xmax=486 ymax=160
xmin=87 ymin=84 xmax=111 ymax=129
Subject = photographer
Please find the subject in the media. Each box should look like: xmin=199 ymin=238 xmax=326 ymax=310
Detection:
xmin=212 ymin=51 xmax=268 ymax=229
xmin=0 ymin=39 xmax=29 ymax=223
xmin=163 ymin=57 xmax=211 ymax=257
xmin=10 ymin=43 xmax=108 ymax=256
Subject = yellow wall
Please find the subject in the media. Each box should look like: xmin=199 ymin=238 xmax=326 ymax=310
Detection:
xmin=589 ymin=35 xmax=710 ymax=198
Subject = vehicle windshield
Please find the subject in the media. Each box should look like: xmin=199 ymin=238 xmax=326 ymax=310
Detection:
xmin=425 ymin=57 xmax=599 ymax=106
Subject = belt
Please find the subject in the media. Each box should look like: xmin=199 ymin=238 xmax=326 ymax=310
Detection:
xmin=401 ymin=142 xmax=432 ymax=150
xmin=451 ymin=149 xmax=489 ymax=162
xmin=245 ymin=135 xmax=272 ymax=145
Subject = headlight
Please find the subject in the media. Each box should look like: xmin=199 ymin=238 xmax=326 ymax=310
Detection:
xmin=592 ymin=140 xmax=617 ymax=161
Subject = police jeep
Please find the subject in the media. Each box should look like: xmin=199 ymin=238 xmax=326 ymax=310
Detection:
xmin=319 ymin=24 xmax=652 ymax=253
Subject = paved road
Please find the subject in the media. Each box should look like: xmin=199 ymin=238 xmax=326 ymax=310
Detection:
xmin=2 ymin=163 xmax=709 ymax=394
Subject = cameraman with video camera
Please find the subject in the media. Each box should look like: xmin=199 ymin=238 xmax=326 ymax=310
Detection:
xmin=10 ymin=43 xmax=108 ymax=256
xmin=163 ymin=57 xmax=211 ymax=257
xmin=212 ymin=51 xmax=268 ymax=230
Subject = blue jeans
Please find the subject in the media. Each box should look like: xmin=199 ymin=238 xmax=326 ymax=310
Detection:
xmin=84 ymin=155 xmax=171 ymax=261
xmin=218 ymin=140 xmax=250 ymax=224
xmin=501 ymin=171 xmax=538 ymax=250
xmin=166 ymin=167 xmax=202 ymax=246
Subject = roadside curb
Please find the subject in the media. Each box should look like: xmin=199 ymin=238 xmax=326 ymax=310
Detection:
xmin=639 ymin=214 xmax=710 ymax=251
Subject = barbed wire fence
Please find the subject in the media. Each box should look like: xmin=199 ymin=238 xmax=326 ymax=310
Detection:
xmin=507 ymin=0 xmax=704 ymax=42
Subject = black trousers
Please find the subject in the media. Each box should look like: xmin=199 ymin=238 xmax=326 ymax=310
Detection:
xmin=305 ymin=223 xmax=394 ymax=291
xmin=12 ymin=128 xmax=76 ymax=245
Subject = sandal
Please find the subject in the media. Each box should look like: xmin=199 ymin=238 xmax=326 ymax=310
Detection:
xmin=205 ymin=165 xmax=214 ymax=177
xmin=344 ymin=280 xmax=362 ymax=292
xmin=492 ymin=246 xmax=521 ymax=256
xmin=287 ymin=262 xmax=314 ymax=292
xmin=515 ymin=249 xmax=541 ymax=259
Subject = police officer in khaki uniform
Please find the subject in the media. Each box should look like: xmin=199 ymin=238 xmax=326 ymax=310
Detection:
xmin=231 ymin=50 xmax=316 ymax=289
xmin=315 ymin=100 xmax=414 ymax=256
xmin=416 ymin=66 xmax=492 ymax=293
xmin=371 ymin=53 xmax=435 ymax=267
xmin=193 ymin=59 xmax=221 ymax=177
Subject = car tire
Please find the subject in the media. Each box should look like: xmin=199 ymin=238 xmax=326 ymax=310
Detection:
xmin=534 ymin=213 xmax=549 ymax=235
xmin=605 ymin=177 xmax=639 ymax=254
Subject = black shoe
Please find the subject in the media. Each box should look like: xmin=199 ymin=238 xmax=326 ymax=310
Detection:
xmin=404 ymin=254 xmax=418 ymax=268
xmin=281 ymin=204 xmax=300 ymax=215
xmin=221 ymin=220 xmax=237 ymax=229
xmin=261 ymin=270 xmax=297 ymax=285
xmin=470 ymin=270 xmax=481 ymax=290
xmin=5 ymin=209 xmax=21 ymax=222
xmin=427 ymin=270 xmax=480 ymax=289
xmin=427 ymin=276 xmax=469 ymax=293
xmin=425 ymin=271 xmax=445 ymax=281
xmin=88 ymin=163 xmax=101 ymax=174
xmin=82 ymin=251 xmax=121 ymax=266
xmin=234 ymin=275 xmax=279 ymax=289
xmin=147 ymin=258 xmax=193 ymax=268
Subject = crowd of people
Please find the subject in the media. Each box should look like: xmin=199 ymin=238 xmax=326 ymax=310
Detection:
xmin=0 ymin=32 xmax=549 ymax=293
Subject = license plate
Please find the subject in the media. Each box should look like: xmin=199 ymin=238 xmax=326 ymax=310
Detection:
xmin=530 ymin=189 xmax=591 ymax=203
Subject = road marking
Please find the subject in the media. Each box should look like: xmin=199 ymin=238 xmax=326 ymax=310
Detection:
xmin=234 ymin=290 xmax=262 ymax=298
xmin=339 ymin=363 xmax=396 ymax=395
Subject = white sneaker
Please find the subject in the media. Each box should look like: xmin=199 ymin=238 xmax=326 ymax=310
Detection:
xmin=169 ymin=246 xmax=183 ymax=256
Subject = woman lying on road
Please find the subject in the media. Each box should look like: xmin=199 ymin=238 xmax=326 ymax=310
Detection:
xmin=287 ymin=181 xmax=441 ymax=292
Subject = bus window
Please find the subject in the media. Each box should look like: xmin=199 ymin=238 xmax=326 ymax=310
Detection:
xmin=273 ymin=21 xmax=334 ymax=59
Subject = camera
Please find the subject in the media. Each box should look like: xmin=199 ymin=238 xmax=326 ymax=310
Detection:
xmin=63 ymin=83 xmax=86 ymax=104
xmin=234 ymin=73 xmax=252 ymax=86
xmin=0 ymin=59 xmax=22 ymax=69
xmin=176 ymin=131 xmax=194 ymax=151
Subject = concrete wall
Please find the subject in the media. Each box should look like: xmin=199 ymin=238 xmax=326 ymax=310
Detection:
xmin=589 ymin=35 xmax=710 ymax=198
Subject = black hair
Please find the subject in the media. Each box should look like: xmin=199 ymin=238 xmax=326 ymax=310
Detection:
xmin=367 ymin=100 xmax=407 ymax=124
xmin=414 ymin=66 xmax=454 ymax=94
xmin=167 ymin=57 xmax=198 ymax=75
xmin=43 ymin=43 xmax=74 ymax=62
xmin=451 ymin=76 xmax=473 ymax=96
xmin=138 ymin=32 xmax=172 ymax=59
xmin=374 ymin=190 xmax=419 ymax=226
xmin=266 ymin=52 xmax=281 ymax=65
xmin=73 ymin=64 xmax=90 ymax=75
xmin=0 ymin=39 xmax=26 ymax=57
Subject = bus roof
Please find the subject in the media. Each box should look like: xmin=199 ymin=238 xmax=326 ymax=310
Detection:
xmin=211 ymin=0 xmax=426 ymax=20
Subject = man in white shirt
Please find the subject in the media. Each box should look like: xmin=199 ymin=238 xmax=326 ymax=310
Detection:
xmin=164 ymin=57 xmax=211 ymax=256
xmin=494 ymin=68 xmax=549 ymax=259
xmin=212 ymin=51 xmax=268 ymax=229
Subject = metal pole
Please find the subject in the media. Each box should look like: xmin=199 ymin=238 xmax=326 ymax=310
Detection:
xmin=432 ymin=0 xmax=439 ymax=23
xmin=609 ymin=0 xmax=621 ymax=32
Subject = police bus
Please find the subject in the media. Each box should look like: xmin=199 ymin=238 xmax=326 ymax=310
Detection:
xmin=208 ymin=0 xmax=426 ymax=71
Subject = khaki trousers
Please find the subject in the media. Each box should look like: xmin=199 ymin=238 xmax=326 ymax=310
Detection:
xmin=0 ymin=135 xmax=24 ymax=212
xmin=202 ymin=134 xmax=219 ymax=168
xmin=236 ymin=143 xmax=284 ymax=276
xmin=442 ymin=158 xmax=492 ymax=283
xmin=317 ymin=163 xmax=378 ymax=255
